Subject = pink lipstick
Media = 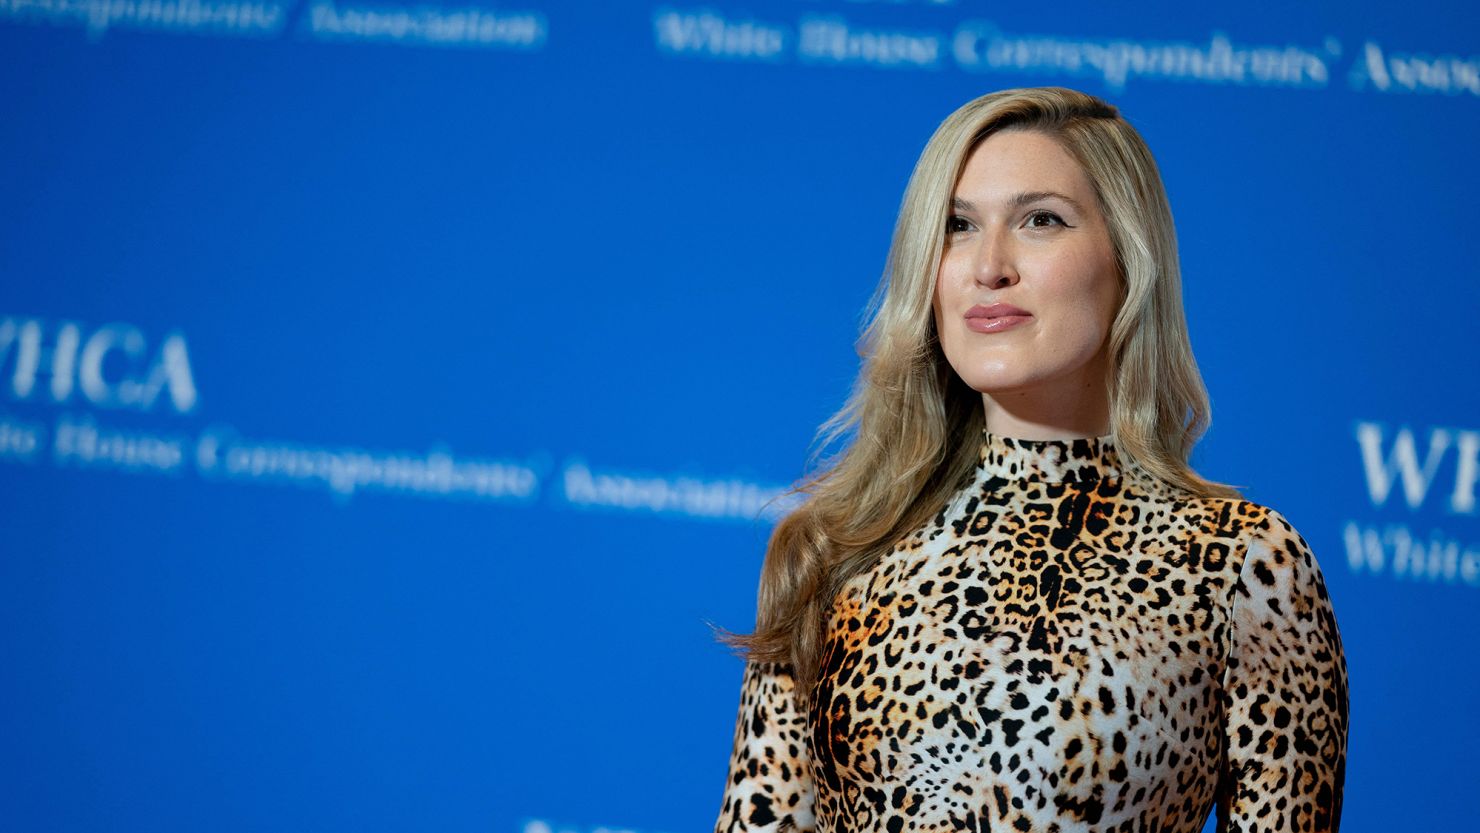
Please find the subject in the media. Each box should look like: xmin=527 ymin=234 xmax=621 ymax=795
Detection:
xmin=965 ymin=303 xmax=1032 ymax=333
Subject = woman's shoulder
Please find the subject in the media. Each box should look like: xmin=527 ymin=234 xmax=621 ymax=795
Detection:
xmin=1204 ymin=493 xmax=1306 ymax=538
xmin=1221 ymin=493 xmax=1314 ymax=549
xmin=1203 ymin=497 xmax=1334 ymax=606
xmin=1131 ymin=472 xmax=1323 ymax=571
xmin=1128 ymin=466 xmax=1305 ymax=542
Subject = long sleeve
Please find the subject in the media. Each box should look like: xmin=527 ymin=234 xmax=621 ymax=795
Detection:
xmin=714 ymin=660 xmax=816 ymax=833
xmin=1217 ymin=507 xmax=1350 ymax=832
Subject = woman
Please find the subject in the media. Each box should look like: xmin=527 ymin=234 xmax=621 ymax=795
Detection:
xmin=712 ymin=87 xmax=1349 ymax=832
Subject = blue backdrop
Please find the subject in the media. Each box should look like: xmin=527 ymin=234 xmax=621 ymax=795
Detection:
xmin=2 ymin=2 xmax=1477 ymax=831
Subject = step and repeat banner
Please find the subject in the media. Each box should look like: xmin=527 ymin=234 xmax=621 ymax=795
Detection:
xmin=1 ymin=2 xmax=1476 ymax=831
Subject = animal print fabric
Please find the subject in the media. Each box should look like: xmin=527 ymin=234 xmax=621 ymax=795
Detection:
xmin=714 ymin=430 xmax=1348 ymax=832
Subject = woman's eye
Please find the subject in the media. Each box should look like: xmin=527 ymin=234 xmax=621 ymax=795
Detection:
xmin=1026 ymin=210 xmax=1066 ymax=228
xmin=946 ymin=215 xmax=972 ymax=234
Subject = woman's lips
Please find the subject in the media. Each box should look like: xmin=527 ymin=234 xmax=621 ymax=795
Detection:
xmin=964 ymin=303 xmax=1032 ymax=333
xmin=965 ymin=314 xmax=1032 ymax=333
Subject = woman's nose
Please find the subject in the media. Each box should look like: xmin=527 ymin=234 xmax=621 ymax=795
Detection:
xmin=980 ymin=270 xmax=1019 ymax=289
xmin=973 ymin=232 xmax=1020 ymax=289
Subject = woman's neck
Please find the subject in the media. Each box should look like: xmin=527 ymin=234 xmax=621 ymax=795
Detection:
xmin=979 ymin=377 xmax=1111 ymax=440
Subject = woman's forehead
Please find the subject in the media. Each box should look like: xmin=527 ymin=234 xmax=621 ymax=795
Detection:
xmin=956 ymin=131 xmax=1091 ymax=194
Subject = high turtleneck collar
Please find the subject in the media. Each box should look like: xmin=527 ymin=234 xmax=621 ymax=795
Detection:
xmin=976 ymin=428 xmax=1126 ymax=484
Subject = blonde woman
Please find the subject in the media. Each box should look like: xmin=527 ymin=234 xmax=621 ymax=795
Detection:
xmin=713 ymin=87 xmax=1348 ymax=832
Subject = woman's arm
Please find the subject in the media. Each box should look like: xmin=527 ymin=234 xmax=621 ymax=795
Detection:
xmin=714 ymin=660 xmax=816 ymax=833
xmin=1217 ymin=506 xmax=1350 ymax=832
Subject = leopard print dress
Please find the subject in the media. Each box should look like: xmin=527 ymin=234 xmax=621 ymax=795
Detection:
xmin=714 ymin=430 xmax=1348 ymax=832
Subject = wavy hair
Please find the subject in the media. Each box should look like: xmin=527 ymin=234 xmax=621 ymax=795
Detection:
xmin=717 ymin=86 xmax=1241 ymax=705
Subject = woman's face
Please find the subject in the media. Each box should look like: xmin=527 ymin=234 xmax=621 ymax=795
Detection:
xmin=932 ymin=128 xmax=1122 ymax=417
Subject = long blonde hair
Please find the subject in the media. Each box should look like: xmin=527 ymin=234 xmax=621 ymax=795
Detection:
xmin=719 ymin=86 xmax=1240 ymax=705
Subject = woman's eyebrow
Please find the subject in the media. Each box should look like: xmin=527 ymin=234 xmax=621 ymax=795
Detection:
xmin=951 ymin=191 xmax=1084 ymax=212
